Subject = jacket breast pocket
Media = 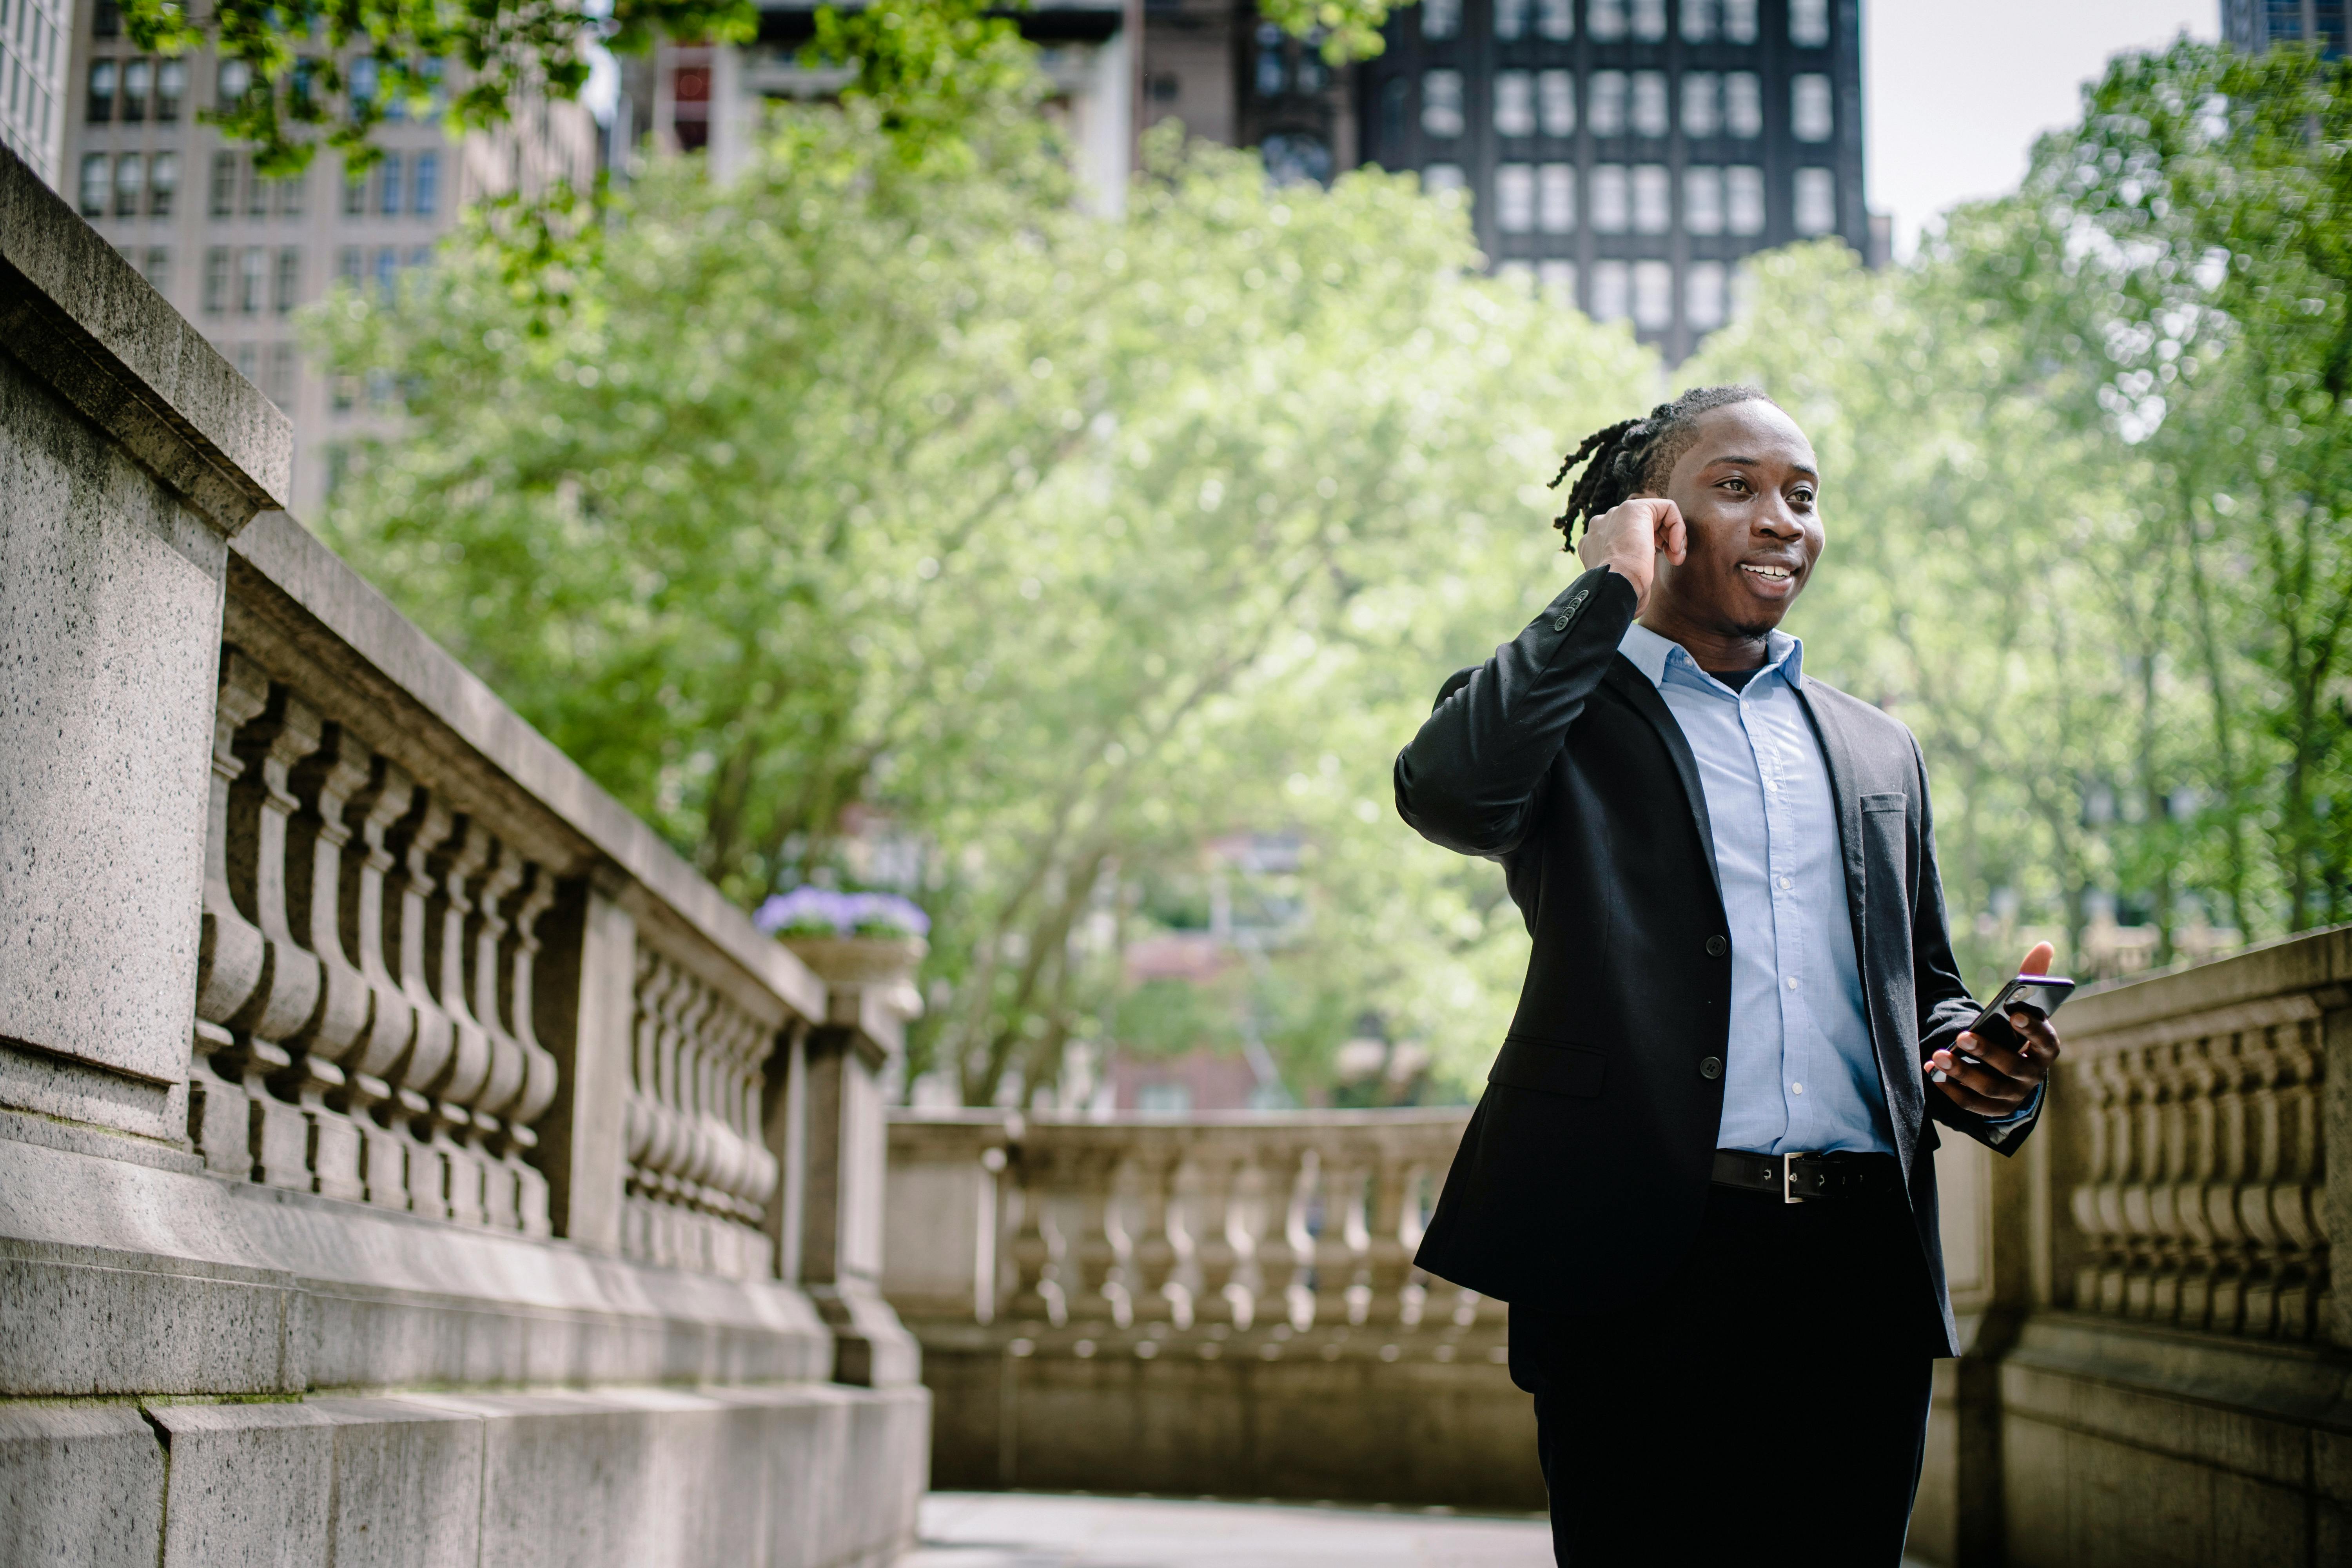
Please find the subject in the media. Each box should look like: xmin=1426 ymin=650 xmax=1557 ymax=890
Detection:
xmin=1488 ymin=1034 xmax=1607 ymax=1099
xmin=1860 ymin=791 xmax=1911 ymax=908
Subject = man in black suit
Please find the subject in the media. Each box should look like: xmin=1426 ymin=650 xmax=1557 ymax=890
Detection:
xmin=1394 ymin=387 xmax=2061 ymax=1564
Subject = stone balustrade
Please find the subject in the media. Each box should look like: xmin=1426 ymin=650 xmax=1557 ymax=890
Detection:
xmin=1911 ymin=931 xmax=2352 ymax=1568
xmin=0 ymin=143 xmax=924 ymax=1568
xmin=885 ymin=1109 xmax=1541 ymax=1510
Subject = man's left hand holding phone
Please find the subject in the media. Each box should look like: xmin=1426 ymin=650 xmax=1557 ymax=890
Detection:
xmin=1925 ymin=940 xmax=2065 ymax=1118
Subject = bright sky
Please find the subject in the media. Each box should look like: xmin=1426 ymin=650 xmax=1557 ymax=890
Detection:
xmin=1866 ymin=0 xmax=2220 ymax=258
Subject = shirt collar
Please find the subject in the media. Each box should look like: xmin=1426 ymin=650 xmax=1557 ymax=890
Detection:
xmin=1618 ymin=621 xmax=1804 ymax=693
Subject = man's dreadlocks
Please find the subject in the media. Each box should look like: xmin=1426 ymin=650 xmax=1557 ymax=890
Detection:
xmin=1547 ymin=385 xmax=1778 ymax=550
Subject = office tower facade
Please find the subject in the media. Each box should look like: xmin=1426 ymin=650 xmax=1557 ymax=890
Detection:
xmin=1357 ymin=0 xmax=1867 ymax=361
xmin=2225 ymin=0 xmax=2347 ymax=55
xmin=1 ymin=0 xmax=69 ymax=183
xmin=59 ymin=0 xmax=599 ymax=519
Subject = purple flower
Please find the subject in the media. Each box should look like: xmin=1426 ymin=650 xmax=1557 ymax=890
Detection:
xmin=755 ymin=887 xmax=930 ymax=939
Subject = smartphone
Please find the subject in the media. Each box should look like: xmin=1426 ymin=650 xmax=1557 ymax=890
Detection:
xmin=1938 ymin=973 xmax=2075 ymax=1073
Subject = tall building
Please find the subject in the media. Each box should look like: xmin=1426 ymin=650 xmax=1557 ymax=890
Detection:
xmin=59 ymin=0 xmax=599 ymax=519
xmin=2225 ymin=0 xmax=2347 ymax=55
xmin=1356 ymin=0 xmax=1868 ymax=361
xmin=1 ymin=0 xmax=70 ymax=184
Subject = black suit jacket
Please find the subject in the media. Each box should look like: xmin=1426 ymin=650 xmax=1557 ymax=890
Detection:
xmin=1393 ymin=566 xmax=2037 ymax=1356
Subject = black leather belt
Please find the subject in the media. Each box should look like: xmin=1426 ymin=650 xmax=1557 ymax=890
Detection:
xmin=1711 ymin=1149 xmax=1902 ymax=1203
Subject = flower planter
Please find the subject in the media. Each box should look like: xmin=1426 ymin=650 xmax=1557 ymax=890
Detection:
xmin=779 ymin=934 xmax=928 ymax=1019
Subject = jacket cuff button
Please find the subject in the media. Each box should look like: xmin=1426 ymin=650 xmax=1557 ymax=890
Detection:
xmin=1552 ymin=615 xmax=1570 ymax=631
xmin=1699 ymin=1056 xmax=1724 ymax=1080
xmin=1706 ymin=935 xmax=1728 ymax=957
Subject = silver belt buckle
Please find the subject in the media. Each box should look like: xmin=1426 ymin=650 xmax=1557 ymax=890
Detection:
xmin=1781 ymin=1151 xmax=1817 ymax=1204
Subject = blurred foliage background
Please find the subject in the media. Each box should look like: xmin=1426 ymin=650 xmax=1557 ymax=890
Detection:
xmin=310 ymin=32 xmax=2352 ymax=1106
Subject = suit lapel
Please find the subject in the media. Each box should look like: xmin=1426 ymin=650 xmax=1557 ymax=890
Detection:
xmin=1795 ymin=684 xmax=1925 ymax=1164
xmin=1601 ymin=656 xmax=1723 ymax=907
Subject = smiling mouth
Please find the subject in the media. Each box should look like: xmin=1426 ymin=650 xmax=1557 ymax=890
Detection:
xmin=1739 ymin=563 xmax=1799 ymax=583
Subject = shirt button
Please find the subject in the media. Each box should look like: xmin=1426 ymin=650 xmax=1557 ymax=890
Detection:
xmin=1553 ymin=616 xmax=1570 ymax=630
xmin=1706 ymin=935 xmax=1728 ymax=957
xmin=1785 ymin=976 xmax=1799 ymax=990
xmin=1699 ymin=1056 xmax=1723 ymax=1080
xmin=1791 ymin=1082 xmax=1805 ymax=1095
xmin=1778 ymin=876 xmax=1792 ymax=889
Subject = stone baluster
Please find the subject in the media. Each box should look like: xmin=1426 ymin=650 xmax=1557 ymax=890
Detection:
xmin=278 ymin=716 xmax=377 ymax=1204
xmin=1161 ymin=1150 xmax=1209 ymax=1332
xmin=1128 ymin=1146 xmax=1183 ymax=1328
xmin=1278 ymin=1143 xmax=1321 ymax=1331
xmin=489 ymin=864 xmax=559 ymax=1235
xmin=1096 ymin=1154 xmax=1144 ymax=1329
xmin=1323 ymin=1145 xmax=1376 ymax=1327
xmin=339 ymin=759 xmax=420 ymax=1209
xmin=381 ymin=795 xmax=459 ymax=1218
xmin=2143 ymin=1041 xmax=2190 ymax=1324
xmin=1005 ymin=1143 xmax=1069 ymax=1325
xmin=221 ymin=675 xmax=325 ymax=1191
xmin=2174 ymin=1043 xmax=2223 ymax=1330
xmin=1362 ymin=1139 xmax=1420 ymax=1328
xmin=461 ymin=842 xmax=529 ymax=1229
xmin=1220 ymin=1155 xmax=1268 ymax=1331
xmin=1068 ymin=1148 xmax=1122 ymax=1326
xmin=421 ymin=818 xmax=495 ymax=1226
xmin=191 ymin=653 xmax=272 ymax=1175
xmin=1394 ymin=1156 xmax=1438 ymax=1328
xmin=2206 ymin=1034 xmax=2254 ymax=1333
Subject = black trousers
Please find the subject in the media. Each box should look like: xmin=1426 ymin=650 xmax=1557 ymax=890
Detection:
xmin=1508 ymin=1177 xmax=1941 ymax=1566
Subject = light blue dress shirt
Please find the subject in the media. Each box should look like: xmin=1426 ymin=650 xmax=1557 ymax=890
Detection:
xmin=1617 ymin=622 xmax=1895 ymax=1155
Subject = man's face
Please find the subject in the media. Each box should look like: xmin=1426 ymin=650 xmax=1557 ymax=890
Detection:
xmin=1646 ymin=400 xmax=1823 ymax=640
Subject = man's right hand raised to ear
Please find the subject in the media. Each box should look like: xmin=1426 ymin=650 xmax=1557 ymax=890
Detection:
xmin=1575 ymin=495 xmax=1687 ymax=616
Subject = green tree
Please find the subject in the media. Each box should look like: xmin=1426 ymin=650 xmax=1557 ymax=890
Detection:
xmin=317 ymin=102 xmax=1652 ymax=1105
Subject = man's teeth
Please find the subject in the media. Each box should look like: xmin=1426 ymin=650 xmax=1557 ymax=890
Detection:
xmin=1741 ymin=564 xmax=1793 ymax=580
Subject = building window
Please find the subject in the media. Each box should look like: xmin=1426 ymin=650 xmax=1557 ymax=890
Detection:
xmin=1379 ymin=78 xmax=1407 ymax=147
xmin=202 ymin=247 xmax=230 ymax=314
xmin=156 ymin=58 xmax=182 ymax=121
xmin=1684 ymin=165 xmax=1724 ymax=234
xmin=86 ymin=60 xmax=114 ymax=123
xmin=343 ymin=160 xmax=368 ymax=217
xmin=1631 ymin=71 xmax=1669 ymax=138
xmin=1495 ymin=72 xmax=1534 ymax=137
xmin=1537 ymin=260 xmax=1576 ymax=307
xmin=1423 ymin=163 xmax=1465 ymax=196
xmin=141 ymin=246 xmax=170 ymax=294
xmin=1495 ymin=163 xmax=1535 ymax=232
xmin=1591 ymin=260 xmax=1630 ymax=322
xmin=1539 ymin=70 xmax=1574 ymax=136
xmin=265 ymin=343 xmax=295 ymax=408
xmin=1682 ymin=0 xmax=1717 ymax=42
xmin=279 ymin=169 xmax=305 ymax=218
xmin=1723 ymin=0 xmax=1759 ymax=43
xmin=239 ymin=247 xmax=267 ymax=314
xmin=1421 ymin=0 xmax=1461 ymax=40
xmin=77 ymin=152 xmax=108 ymax=217
xmin=1588 ymin=71 xmax=1626 ymax=136
xmin=379 ymin=152 xmax=403 ymax=216
xmin=1792 ymin=74 xmax=1833 ymax=142
xmin=246 ymin=160 xmax=269 ymax=218
xmin=1794 ymin=167 xmax=1836 ymax=235
xmin=1255 ymin=24 xmax=1285 ymax=96
xmin=112 ymin=153 xmax=143 ymax=218
xmin=121 ymin=57 xmax=147 ymax=122
xmin=1632 ymin=164 xmax=1670 ymax=233
xmin=1687 ymin=261 xmax=1729 ymax=330
xmin=149 ymin=153 xmax=178 ymax=218
xmin=336 ymin=246 xmax=364 ymax=293
xmin=374 ymin=245 xmax=399 ymax=299
xmin=1590 ymin=164 xmax=1629 ymax=232
xmin=1421 ymin=71 xmax=1464 ymax=138
xmin=1790 ymin=0 xmax=1829 ymax=47
xmin=1631 ymin=0 xmax=1666 ymax=41
xmin=209 ymin=152 xmax=238 ymax=218
xmin=218 ymin=57 xmax=250 ymax=104
xmin=1536 ymin=0 xmax=1573 ymax=40
xmin=1538 ymin=163 xmax=1575 ymax=232
xmin=1632 ymin=261 xmax=1673 ymax=330
xmin=1494 ymin=0 xmax=1527 ymax=40
xmin=1725 ymin=73 xmax=1763 ymax=138
xmin=273 ymin=247 xmax=301 ymax=312
xmin=1681 ymin=74 xmax=1718 ymax=138
xmin=1727 ymin=165 xmax=1766 ymax=234
xmin=1261 ymin=132 xmax=1332 ymax=187
xmin=1588 ymin=0 xmax=1626 ymax=42
xmin=93 ymin=1 xmax=122 ymax=38
xmin=234 ymin=342 xmax=258 ymax=385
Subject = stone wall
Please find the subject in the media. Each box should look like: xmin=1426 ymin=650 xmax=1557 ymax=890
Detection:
xmin=0 ymin=141 xmax=927 ymax=1567
xmin=882 ymin=1109 xmax=1543 ymax=1509
xmin=1912 ymin=929 xmax=2352 ymax=1567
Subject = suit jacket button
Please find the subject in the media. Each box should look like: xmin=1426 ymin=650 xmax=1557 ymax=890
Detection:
xmin=1553 ymin=616 xmax=1570 ymax=631
xmin=1699 ymin=1056 xmax=1723 ymax=1080
xmin=1706 ymin=935 xmax=1728 ymax=957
